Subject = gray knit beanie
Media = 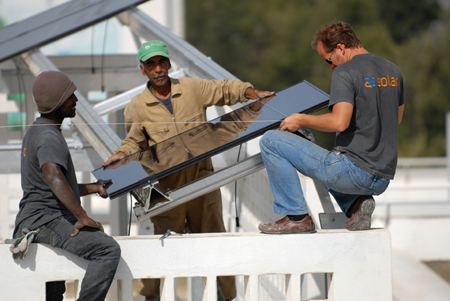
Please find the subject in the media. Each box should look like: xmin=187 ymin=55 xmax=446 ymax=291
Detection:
xmin=32 ymin=71 xmax=77 ymax=114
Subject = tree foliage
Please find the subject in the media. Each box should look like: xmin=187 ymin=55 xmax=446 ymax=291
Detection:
xmin=186 ymin=0 xmax=448 ymax=157
xmin=377 ymin=0 xmax=441 ymax=43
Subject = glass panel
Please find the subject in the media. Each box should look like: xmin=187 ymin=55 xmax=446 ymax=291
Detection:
xmin=93 ymin=80 xmax=329 ymax=199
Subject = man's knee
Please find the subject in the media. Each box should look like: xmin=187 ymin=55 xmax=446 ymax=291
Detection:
xmin=89 ymin=234 xmax=121 ymax=263
xmin=261 ymin=129 xmax=277 ymax=140
xmin=260 ymin=130 xmax=277 ymax=149
xmin=104 ymin=237 xmax=121 ymax=260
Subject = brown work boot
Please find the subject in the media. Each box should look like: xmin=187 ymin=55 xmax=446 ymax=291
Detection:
xmin=258 ymin=216 xmax=316 ymax=234
xmin=346 ymin=196 xmax=375 ymax=231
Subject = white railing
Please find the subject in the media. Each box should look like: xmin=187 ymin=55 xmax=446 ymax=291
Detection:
xmin=1 ymin=230 xmax=392 ymax=301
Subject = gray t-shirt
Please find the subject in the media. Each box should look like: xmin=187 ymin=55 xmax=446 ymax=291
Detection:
xmin=13 ymin=117 xmax=79 ymax=237
xmin=329 ymin=53 xmax=404 ymax=179
xmin=149 ymin=82 xmax=173 ymax=114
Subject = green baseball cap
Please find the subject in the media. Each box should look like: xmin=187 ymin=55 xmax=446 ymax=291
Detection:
xmin=138 ymin=40 xmax=170 ymax=62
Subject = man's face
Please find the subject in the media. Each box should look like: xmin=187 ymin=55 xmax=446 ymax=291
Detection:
xmin=318 ymin=42 xmax=340 ymax=70
xmin=140 ymin=55 xmax=171 ymax=88
xmin=57 ymin=93 xmax=78 ymax=118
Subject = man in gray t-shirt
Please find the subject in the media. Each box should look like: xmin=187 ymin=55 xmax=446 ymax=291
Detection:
xmin=12 ymin=71 xmax=121 ymax=301
xmin=330 ymin=53 xmax=404 ymax=180
xmin=258 ymin=21 xmax=404 ymax=234
xmin=14 ymin=117 xmax=80 ymax=235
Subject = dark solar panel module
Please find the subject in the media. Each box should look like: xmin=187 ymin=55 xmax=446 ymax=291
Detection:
xmin=93 ymin=80 xmax=329 ymax=199
xmin=0 ymin=0 xmax=148 ymax=63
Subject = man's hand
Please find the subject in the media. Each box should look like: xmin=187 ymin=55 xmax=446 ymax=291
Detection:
xmin=96 ymin=179 xmax=112 ymax=198
xmin=245 ymin=88 xmax=275 ymax=100
xmin=102 ymin=152 xmax=126 ymax=170
xmin=255 ymin=90 xmax=275 ymax=99
xmin=280 ymin=102 xmax=354 ymax=133
xmin=280 ymin=113 xmax=303 ymax=132
xmin=72 ymin=216 xmax=104 ymax=237
xmin=249 ymin=94 xmax=276 ymax=111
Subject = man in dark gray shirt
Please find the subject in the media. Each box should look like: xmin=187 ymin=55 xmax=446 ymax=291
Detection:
xmin=258 ymin=21 xmax=404 ymax=234
xmin=13 ymin=71 xmax=121 ymax=301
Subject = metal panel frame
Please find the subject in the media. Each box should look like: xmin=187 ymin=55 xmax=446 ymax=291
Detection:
xmin=0 ymin=0 xmax=149 ymax=63
xmin=134 ymin=153 xmax=266 ymax=222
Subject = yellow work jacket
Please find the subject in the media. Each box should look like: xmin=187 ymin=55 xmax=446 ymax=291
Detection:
xmin=114 ymin=76 xmax=256 ymax=179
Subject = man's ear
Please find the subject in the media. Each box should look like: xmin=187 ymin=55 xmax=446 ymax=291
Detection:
xmin=139 ymin=65 xmax=146 ymax=76
xmin=337 ymin=43 xmax=347 ymax=52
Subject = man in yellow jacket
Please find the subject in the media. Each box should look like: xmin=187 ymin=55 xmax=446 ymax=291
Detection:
xmin=103 ymin=40 xmax=273 ymax=301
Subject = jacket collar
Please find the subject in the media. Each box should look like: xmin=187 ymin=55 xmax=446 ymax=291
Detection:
xmin=144 ymin=78 xmax=182 ymax=104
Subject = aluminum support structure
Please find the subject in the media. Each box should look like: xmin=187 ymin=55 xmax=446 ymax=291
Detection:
xmin=132 ymin=131 xmax=347 ymax=229
xmin=133 ymin=153 xmax=265 ymax=223
xmin=117 ymin=8 xmax=238 ymax=81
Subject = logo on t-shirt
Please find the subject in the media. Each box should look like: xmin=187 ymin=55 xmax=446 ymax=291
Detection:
xmin=364 ymin=75 xmax=398 ymax=88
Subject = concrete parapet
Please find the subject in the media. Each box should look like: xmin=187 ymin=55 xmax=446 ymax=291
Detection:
xmin=1 ymin=229 xmax=392 ymax=301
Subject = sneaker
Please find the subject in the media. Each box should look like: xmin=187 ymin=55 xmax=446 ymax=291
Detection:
xmin=258 ymin=216 xmax=316 ymax=234
xmin=346 ymin=196 xmax=375 ymax=231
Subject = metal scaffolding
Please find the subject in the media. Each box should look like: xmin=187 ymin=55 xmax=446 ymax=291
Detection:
xmin=0 ymin=0 xmax=342 ymax=235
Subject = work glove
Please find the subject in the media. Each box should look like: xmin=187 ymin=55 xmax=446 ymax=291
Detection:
xmin=4 ymin=228 xmax=38 ymax=259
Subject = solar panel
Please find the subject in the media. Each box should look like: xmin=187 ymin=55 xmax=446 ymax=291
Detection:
xmin=0 ymin=0 xmax=148 ymax=63
xmin=93 ymin=80 xmax=329 ymax=199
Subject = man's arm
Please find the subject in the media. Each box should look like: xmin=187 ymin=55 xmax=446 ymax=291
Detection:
xmin=280 ymin=102 xmax=353 ymax=132
xmin=398 ymin=104 xmax=404 ymax=124
xmin=42 ymin=162 xmax=104 ymax=236
xmin=78 ymin=179 xmax=112 ymax=197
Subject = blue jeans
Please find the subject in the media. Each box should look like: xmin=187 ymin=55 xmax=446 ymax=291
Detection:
xmin=34 ymin=216 xmax=121 ymax=301
xmin=260 ymin=130 xmax=390 ymax=217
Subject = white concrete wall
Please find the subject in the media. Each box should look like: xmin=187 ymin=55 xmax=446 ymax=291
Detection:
xmin=1 ymin=230 xmax=393 ymax=301
xmin=220 ymin=150 xmax=450 ymax=301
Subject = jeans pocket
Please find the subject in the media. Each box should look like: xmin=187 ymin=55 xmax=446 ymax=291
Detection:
xmin=34 ymin=224 xmax=60 ymax=247
xmin=325 ymin=168 xmax=358 ymax=193
xmin=48 ymin=231 xmax=63 ymax=248
xmin=344 ymin=157 xmax=390 ymax=194
xmin=371 ymin=176 xmax=390 ymax=195
xmin=324 ymin=153 xmax=356 ymax=192
xmin=34 ymin=217 xmax=68 ymax=248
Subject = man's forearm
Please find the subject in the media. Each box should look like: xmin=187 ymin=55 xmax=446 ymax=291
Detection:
xmin=298 ymin=113 xmax=348 ymax=132
xmin=280 ymin=102 xmax=353 ymax=133
xmin=78 ymin=183 xmax=101 ymax=196
xmin=79 ymin=179 xmax=112 ymax=197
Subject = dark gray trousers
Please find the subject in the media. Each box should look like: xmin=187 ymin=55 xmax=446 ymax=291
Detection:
xmin=35 ymin=216 xmax=121 ymax=301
